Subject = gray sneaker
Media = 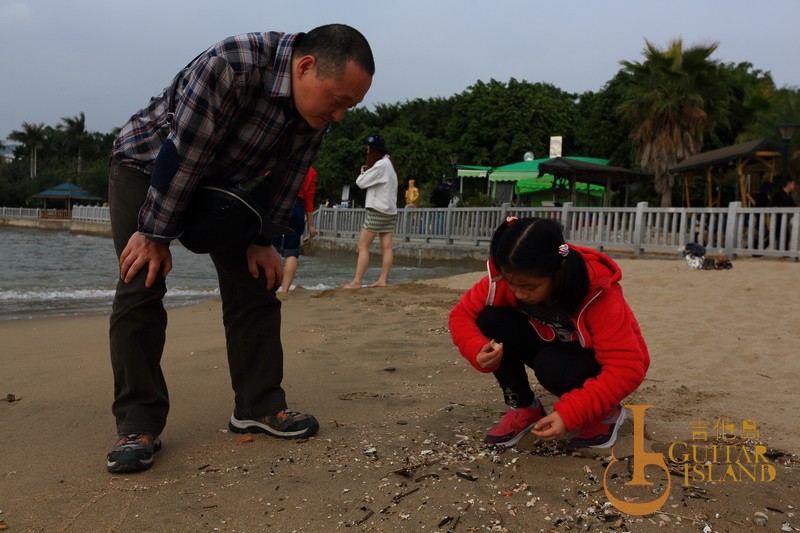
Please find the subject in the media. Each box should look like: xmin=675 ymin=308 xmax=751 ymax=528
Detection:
xmin=107 ymin=433 xmax=161 ymax=473
xmin=229 ymin=409 xmax=319 ymax=439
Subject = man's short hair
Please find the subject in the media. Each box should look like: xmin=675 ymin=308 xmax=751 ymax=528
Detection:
xmin=295 ymin=24 xmax=375 ymax=79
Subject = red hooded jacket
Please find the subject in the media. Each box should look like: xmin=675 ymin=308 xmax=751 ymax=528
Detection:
xmin=448 ymin=245 xmax=649 ymax=431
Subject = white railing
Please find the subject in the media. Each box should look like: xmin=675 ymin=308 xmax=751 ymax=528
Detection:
xmin=315 ymin=202 xmax=800 ymax=260
xmin=0 ymin=206 xmax=41 ymax=218
xmin=0 ymin=205 xmax=110 ymax=223
xmin=72 ymin=205 xmax=111 ymax=223
xmin=3 ymin=202 xmax=798 ymax=260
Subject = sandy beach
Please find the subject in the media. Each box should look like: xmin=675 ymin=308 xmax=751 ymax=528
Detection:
xmin=1 ymin=256 xmax=799 ymax=532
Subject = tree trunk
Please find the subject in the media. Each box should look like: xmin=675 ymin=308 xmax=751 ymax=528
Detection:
xmin=660 ymin=188 xmax=673 ymax=207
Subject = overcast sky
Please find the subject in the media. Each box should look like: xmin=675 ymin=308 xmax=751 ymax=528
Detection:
xmin=2 ymin=0 xmax=799 ymax=142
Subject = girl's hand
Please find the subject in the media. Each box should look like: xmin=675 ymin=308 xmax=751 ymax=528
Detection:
xmin=475 ymin=340 xmax=503 ymax=369
xmin=531 ymin=411 xmax=567 ymax=441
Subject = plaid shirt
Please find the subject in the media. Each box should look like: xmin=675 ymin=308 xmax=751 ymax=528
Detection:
xmin=113 ymin=32 xmax=326 ymax=242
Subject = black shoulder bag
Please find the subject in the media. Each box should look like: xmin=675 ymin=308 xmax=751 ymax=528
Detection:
xmin=178 ymin=181 xmax=292 ymax=254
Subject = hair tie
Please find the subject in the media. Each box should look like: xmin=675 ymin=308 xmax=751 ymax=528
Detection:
xmin=506 ymin=216 xmax=518 ymax=225
xmin=558 ymin=243 xmax=569 ymax=257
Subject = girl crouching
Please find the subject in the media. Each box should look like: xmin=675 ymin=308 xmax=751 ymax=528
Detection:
xmin=449 ymin=217 xmax=649 ymax=448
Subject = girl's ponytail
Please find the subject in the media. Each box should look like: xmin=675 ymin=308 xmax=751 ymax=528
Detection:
xmin=558 ymin=244 xmax=590 ymax=314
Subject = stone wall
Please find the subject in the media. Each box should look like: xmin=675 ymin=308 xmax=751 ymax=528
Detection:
xmin=0 ymin=217 xmax=111 ymax=237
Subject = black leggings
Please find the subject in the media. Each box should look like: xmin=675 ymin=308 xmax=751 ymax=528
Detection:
xmin=475 ymin=306 xmax=601 ymax=408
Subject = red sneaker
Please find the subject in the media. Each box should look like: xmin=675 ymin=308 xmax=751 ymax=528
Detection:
xmin=569 ymin=404 xmax=626 ymax=449
xmin=484 ymin=400 xmax=546 ymax=447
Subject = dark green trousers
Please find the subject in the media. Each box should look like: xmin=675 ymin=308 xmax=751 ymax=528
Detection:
xmin=108 ymin=162 xmax=286 ymax=436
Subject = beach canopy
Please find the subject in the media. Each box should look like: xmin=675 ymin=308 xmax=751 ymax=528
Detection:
xmin=515 ymin=174 xmax=605 ymax=197
xmin=32 ymin=182 xmax=102 ymax=209
xmin=453 ymin=156 xmax=639 ymax=206
xmin=536 ymin=157 xmax=644 ymax=206
xmin=669 ymin=139 xmax=781 ymax=174
xmin=491 ymin=157 xmax=556 ymax=182
xmin=495 ymin=157 xmax=610 ymax=206
xmin=494 ymin=156 xmax=610 ymax=182
xmin=453 ymin=164 xmax=493 ymax=195
xmin=455 ymin=164 xmax=492 ymax=178
xmin=538 ymin=157 xmax=643 ymax=186
xmin=669 ymin=138 xmax=782 ymax=207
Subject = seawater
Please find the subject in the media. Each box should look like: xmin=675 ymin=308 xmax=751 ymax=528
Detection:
xmin=0 ymin=227 xmax=478 ymax=320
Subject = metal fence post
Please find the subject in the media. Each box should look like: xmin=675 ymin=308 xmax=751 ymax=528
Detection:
xmin=500 ymin=203 xmax=510 ymax=222
xmin=561 ymin=202 xmax=574 ymax=239
xmin=791 ymin=211 xmax=800 ymax=262
xmin=401 ymin=206 xmax=410 ymax=243
xmin=633 ymin=202 xmax=647 ymax=256
xmin=445 ymin=205 xmax=454 ymax=245
xmin=332 ymin=207 xmax=340 ymax=237
xmin=724 ymin=202 xmax=741 ymax=258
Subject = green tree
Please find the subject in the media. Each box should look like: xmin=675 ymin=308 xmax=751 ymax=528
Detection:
xmin=314 ymin=134 xmax=365 ymax=203
xmin=393 ymin=97 xmax=455 ymax=139
xmin=446 ymin=79 xmax=579 ymax=167
xmin=380 ymin=126 xmax=450 ymax=184
xmin=58 ymin=112 xmax=89 ymax=177
xmin=618 ymin=39 xmax=726 ymax=206
xmin=747 ymin=86 xmax=800 ymax=178
xmin=7 ymin=122 xmax=46 ymax=179
xmin=574 ymin=73 xmax=637 ymax=169
xmin=744 ymin=86 xmax=800 ymax=139
xmin=708 ymin=62 xmax=774 ymax=148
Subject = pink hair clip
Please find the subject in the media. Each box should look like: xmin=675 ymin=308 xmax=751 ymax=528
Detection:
xmin=558 ymin=244 xmax=569 ymax=257
xmin=506 ymin=216 xmax=518 ymax=225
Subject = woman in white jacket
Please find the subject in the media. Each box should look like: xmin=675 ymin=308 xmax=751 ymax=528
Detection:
xmin=342 ymin=134 xmax=398 ymax=288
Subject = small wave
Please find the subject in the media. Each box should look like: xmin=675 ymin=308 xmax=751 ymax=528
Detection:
xmin=295 ymin=282 xmax=336 ymax=291
xmin=0 ymin=287 xmax=221 ymax=321
xmin=0 ymin=287 xmax=219 ymax=301
xmin=165 ymin=287 xmax=220 ymax=298
xmin=0 ymin=288 xmax=116 ymax=301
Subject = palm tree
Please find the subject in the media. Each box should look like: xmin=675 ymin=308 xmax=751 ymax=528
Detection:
xmin=59 ymin=112 xmax=88 ymax=177
xmin=744 ymin=87 xmax=800 ymax=148
xmin=7 ymin=122 xmax=46 ymax=179
xmin=618 ymin=39 xmax=725 ymax=207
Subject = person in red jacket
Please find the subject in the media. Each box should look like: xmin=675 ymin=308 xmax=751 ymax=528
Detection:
xmin=274 ymin=167 xmax=318 ymax=294
xmin=449 ymin=216 xmax=649 ymax=449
